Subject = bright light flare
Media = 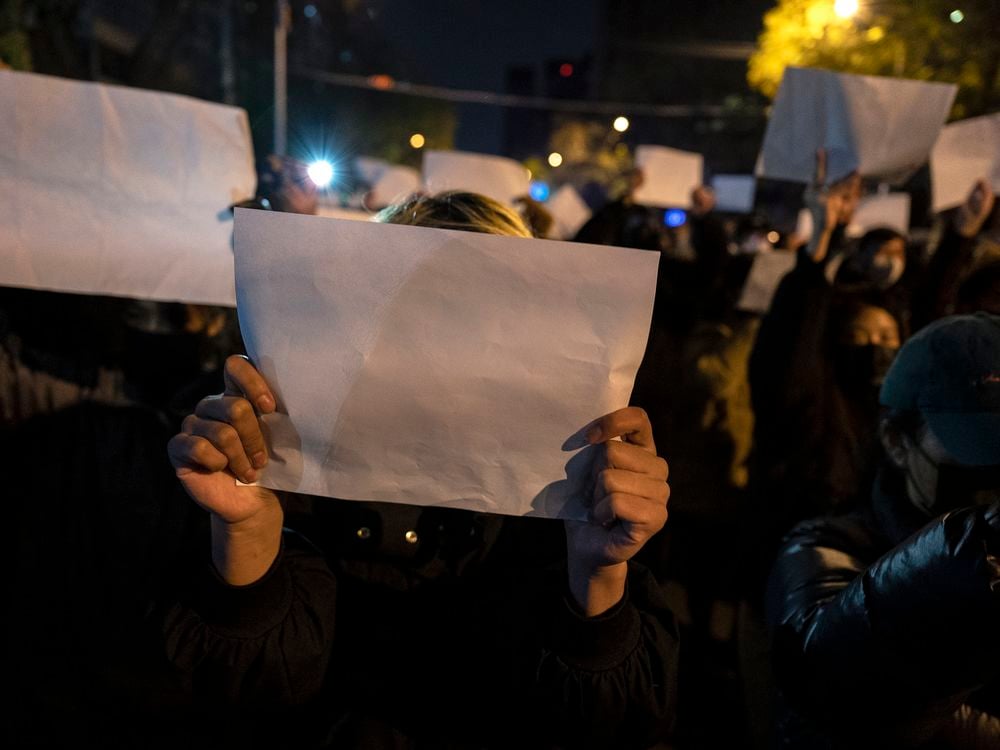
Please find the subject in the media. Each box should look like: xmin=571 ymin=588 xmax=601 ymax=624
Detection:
xmin=665 ymin=209 xmax=687 ymax=228
xmin=950 ymin=9 xmax=964 ymax=23
xmin=529 ymin=181 xmax=550 ymax=202
xmin=307 ymin=160 xmax=334 ymax=187
xmin=613 ymin=116 xmax=630 ymax=133
xmin=547 ymin=151 xmax=563 ymax=168
xmin=834 ymin=0 xmax=859 ymax=18
xmin=409 ymin=133 xmax=426 ymax=148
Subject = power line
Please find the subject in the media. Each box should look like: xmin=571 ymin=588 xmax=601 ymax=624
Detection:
xmin=290 ymin=65 xmax=759 ymax=119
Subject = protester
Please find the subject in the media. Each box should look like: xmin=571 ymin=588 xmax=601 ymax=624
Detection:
xmin=163 ymin=192 xmax=678 ymax=749
xmin=767 ymin=313 xmax=1000 ymax=748
xmin=749 ymin=153 xmax=903 ymax=552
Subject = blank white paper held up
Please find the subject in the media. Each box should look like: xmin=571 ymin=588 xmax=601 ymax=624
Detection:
xmin=234 ymin=209 xmax=659 ymax=519
xmin=0 ymin=70 xmax=256 ymax=305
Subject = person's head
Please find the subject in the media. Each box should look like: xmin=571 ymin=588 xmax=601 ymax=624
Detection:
xmin=831 ymin=301 xmax=901 ymax=395
xmin=878 ymin=313 xmax=1000 ymax=517
xmin=956 ymin=259 xmax=1000 ymax=316
xmin=375 ymin=191 xmax=533 ymax=238
xmin=838 ymin=227 xmax=907 ymax=291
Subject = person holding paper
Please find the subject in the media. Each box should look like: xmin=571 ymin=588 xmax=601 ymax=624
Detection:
xmin=163 ymin=192 xmax=678 ymax=748
xmin=749 ymin=152 xmax=903 ymax=559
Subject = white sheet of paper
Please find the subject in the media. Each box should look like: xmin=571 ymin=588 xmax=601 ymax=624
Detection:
xmin=736 ymin=251 xmax=797 ymax=314
xmin=0 ymin=70 xmax=255 ymax=305
xmin=795 ymin=193 xmax=911 ymax=239
xmin=711 ymin=174 xmax=756 ymax=213
xmin=756 ymin=67 xmax=956 ymax=184
xmin=369 ymin=165 xmax=421 ymax=208
xmin=632 ymin=145 xmax=703 ymax=208
xmin=422 ymin=150 xmax=530 ymax=205
xmin=234 ymin=209 xmax=658 ymax=519
xmin=930 ymin=113 xmax=1000 ymax=212
xmin=546 ymin=185 xmax=592 ymax=239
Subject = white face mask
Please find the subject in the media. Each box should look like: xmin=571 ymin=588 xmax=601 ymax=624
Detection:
xmin=870 ymin=254 xmax=905 ymax=289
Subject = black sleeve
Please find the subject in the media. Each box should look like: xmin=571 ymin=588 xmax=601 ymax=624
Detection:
xmin=768 ymin=504 xmax=1000 ymax=745
xmin=910 ymin=224 xmax=978 ymax=331
xmin=163 ymin=532 xmax=338 ymax=708
xmin=532 ymin=561 xmax=680 ymax=747
xmin=749 ymin=248 xmax=833 ymax=421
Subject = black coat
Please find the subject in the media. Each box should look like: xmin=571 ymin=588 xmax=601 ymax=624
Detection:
xmin=767 ymin=468 xmax=1000 ymax=748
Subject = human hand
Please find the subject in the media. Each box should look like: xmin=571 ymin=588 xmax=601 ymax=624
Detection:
xmin=804 ymin=149 xmax=859 ymax=261
xmin=954 ymin=179 xmax=996 ymax=239
xmin=564 ymin=408 xmax=670 ymax=615
xmin=691 ymin=185 xmax=716 ymax=216
xmin=167 ymin=355 xmax=280 ymax=526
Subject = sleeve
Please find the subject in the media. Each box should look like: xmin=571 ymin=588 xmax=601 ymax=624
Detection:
xmin=768 ymin=504 xmax=1000 ymax=745
xmin=910 ymin=224 xmax=978 ymax=331
xmin=163 ymin=531 xmax=338 ymax=708
xmin=749 ymin=247 xmax=833 ymax=421
xmin=529 ymin=561 xmax=680 ymax=748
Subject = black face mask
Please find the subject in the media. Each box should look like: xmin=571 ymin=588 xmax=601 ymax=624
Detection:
xmin=909 ymin=441 xmax=1000 ymax=516
xmin=835 ymin=344 xmax=898 ymax=395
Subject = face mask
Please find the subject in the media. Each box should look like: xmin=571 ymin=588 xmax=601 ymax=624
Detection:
xmin=907 ymin=440 xmax=1000 ymax=516
xmin=835 ymin=344 xmax=898 ymax=394
xmin=869 ymin=254 xmax=905 ymax=290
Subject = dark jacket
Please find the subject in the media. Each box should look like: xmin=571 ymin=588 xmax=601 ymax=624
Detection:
xmin=767 ymin=468 xmax=1000 ymax=748
xmin=164 ymin=496 xmax=679 ymax=749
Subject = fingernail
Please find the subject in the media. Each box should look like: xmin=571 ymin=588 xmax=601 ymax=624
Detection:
xmin=586 ymin=426 xmax=602 ymax=444
xmin=252 ymin=451 xmax=267 ymax=468
xmin=243 ymin=469 xmax=257 ymax=483
xmin=257 ymin=395 xmax=275 ymax=413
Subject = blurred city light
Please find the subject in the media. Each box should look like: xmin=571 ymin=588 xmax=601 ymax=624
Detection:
xmin=529 ymin=181 xmax=551 ymax=202
xmin=307 ymin=160 xmax=334 ymax=187
xmin=409 ymin=133 xmax=426 ymax=148
xmin=664 ymin=209 xmax=687 ymax=227
xmin=950 ymin=9 xmax=964 ymax=23
xmin=834 ymin=0 xmax=859 ymax=18
xmin=559 ymin=63 xmax=574 ymax=78
xmin=547 ymin=152 xmax=563 ymax=167
xmin=767 ymin=230 xmax=780 ymax=244
xmin=368 ymin=74 xmax=395 ymax=90
xmin=303 ymin=4 xmax=317 ymax=19
xmin=613 ymin=116 xmax=630 ymax=133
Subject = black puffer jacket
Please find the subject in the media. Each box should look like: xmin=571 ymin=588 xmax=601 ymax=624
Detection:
xmin=767 ymin=467 xmax=1000 ymax=748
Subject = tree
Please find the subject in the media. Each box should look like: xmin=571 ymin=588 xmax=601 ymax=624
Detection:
xmin=748 ymin=0 xmax=1000 ymax=118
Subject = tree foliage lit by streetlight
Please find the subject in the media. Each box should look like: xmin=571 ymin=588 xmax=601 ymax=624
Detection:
xmin=748 ymin=0 xmax=1000 ymax=117
xmin=834 ymin=0 xmax=859 ymax=18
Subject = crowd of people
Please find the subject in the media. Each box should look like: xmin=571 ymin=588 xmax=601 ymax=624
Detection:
xmin=2 ymin=142 xmax=999 ymax=749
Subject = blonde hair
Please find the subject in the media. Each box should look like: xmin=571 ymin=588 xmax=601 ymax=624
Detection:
xmin=375 ymin=191 xmax=533 ymax=238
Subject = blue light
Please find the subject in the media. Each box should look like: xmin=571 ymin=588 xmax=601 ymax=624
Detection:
xmin=665 ymin=209 xmax=687 ymax=227
xmin=529 ymin=180 xmax=550 ymax=202
xmin=304 ymin=4 xmax=318 ymax=19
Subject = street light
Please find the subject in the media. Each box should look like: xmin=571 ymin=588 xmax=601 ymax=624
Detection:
xmin=547 ymin=152 xmax=563 ymax=167
xmin=950 ymin=9 xmax=964 ymax=23
xmin=409 ymin=133 xmax=426 ymax=149
xmin=307 ymin=160 xmax=334 ymax=187
xmin=613 ymin=116 xmax=630 ymax=133
xmin=834 ymin=0 xmax=859 ymax=19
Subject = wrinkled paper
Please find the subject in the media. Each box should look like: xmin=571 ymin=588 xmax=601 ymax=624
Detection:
xmin=0 ymin=70 xmax=255 ymax=305
xmin=756 ymin=67 xmax=956 ymax=185
xmin=234 ymin=209 xmax=659 ymax=519
xmin=930 ymin=113 xmax=1000 ymax=213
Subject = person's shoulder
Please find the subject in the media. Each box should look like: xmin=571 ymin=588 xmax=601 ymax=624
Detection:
xmin=778 ymin=509 xmax=883 ymax=563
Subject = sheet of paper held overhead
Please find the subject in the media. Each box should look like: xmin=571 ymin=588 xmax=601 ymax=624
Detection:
xmin=234 ymin=209 xmax=659 ymax=519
